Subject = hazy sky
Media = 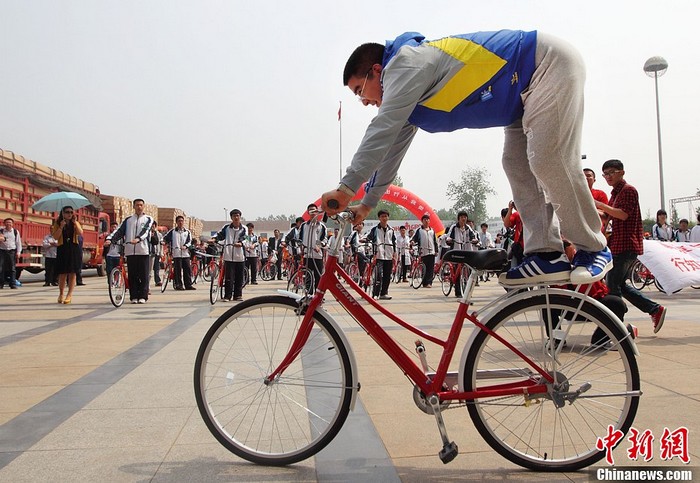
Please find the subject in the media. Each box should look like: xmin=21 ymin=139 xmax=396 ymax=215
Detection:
xmin=2 ymin=1 xmax=698 ymax=222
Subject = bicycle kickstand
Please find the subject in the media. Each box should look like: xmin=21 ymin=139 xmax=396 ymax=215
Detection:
xmin=427 ymin=394 xmax=459 ymax=464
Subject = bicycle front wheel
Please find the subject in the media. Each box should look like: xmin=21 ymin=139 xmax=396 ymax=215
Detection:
xmin=410 ymin=263 xmax=425 ymax=289
xmin=209 ymin=265 xmax=220 ymax=305
xmin=194 ymin=295 xmax=354 ymax=465
xmin=161 ymin=263 xmax=172 ymax=293
xmin=108 ymin=267 xmax=126 ymax=307
xmin=464 ymin=293 xmax=640 ymax=471
xmin=440 ymin=263 xmax=453 ymax=296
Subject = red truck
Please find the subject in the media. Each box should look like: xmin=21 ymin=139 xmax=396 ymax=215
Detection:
xmin=0 ymin=149 xmax=111 ymax=278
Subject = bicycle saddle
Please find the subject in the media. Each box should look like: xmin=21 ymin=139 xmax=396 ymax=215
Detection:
xmin=442 ymin=248 xmax=508 ymax=271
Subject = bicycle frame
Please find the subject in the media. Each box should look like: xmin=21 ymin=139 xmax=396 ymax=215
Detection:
xmin=266 ymin=216 xmax=558 ymax=404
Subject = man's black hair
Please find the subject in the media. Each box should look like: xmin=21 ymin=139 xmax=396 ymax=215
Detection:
xmin=421 ymin=214 xmax=431 ymax=221
xmin=133 ymin=198 xmax=144 ymax=205
xmin=457 ymin=211 xmax=468 ymax=219
xmin=500 ymin=208 xmax=509 ymax=218
xmin=246 ymin=222 xmax=254 ymax=228
xmin=602 ymin=159 xmax=624 ymax=171
xmin=343 ymin=43 xmax=384 ymax=85
xmin=230 ymin=209 xmax=241 ymax=217
xmin=377 ymin=209 xmax=389 ymax=217
xmin=175 ymin=215 xmax=184 ymax=222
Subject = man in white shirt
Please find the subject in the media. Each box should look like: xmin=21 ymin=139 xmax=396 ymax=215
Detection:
xmin=213 ymin=209 xmax=247 ymax=301
xmin=691 ymin=214 xmax=700 ymax=242
xmin=105 ymin=199 xmax=154 ymax=303
xmin=0 ymin=218 xmax=22 ymax=289
xmin=42 ymin=232 xmax=58 ymax=286
xmin=164 ymin=215 xmax=196 ymax=291
xmin=366 ymin=210 xmax=396 ymax=299
xmin=395 ymin=225 xmax=411 ymax=282
xmin=299 ymin=204 xmax=327 ymax=292
xmin=244 ymin=223 xmax=260 ymax=285
xmin=411 ymin=214 xmax=438 ymax=288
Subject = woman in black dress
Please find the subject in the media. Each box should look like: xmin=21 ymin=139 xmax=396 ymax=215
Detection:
xmin=51 ymin=206 xmax=83 ymax=304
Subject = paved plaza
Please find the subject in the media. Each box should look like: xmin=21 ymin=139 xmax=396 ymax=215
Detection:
xmin=1 ymin=273 xmax=698 ymax=482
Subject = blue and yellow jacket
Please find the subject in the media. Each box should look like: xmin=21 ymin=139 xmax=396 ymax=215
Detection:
xmin=341 ymin=30 xmax=538 ymax=207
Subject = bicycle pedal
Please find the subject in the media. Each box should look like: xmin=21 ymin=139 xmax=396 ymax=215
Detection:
xmin=439 ymin=441 xmax=458 ymax=464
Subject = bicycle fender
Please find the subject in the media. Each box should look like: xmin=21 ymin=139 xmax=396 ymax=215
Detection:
xmin=457 ymin=288 xmax=640 ymax=392
xmin=275 ymin=290 xmax=360 ymax=411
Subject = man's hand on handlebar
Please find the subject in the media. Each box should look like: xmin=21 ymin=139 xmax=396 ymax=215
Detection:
xmin=321 ymin=189 xmax=352 ymax=214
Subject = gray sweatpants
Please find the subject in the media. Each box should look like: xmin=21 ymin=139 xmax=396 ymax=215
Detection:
xmin=502 ymin=33 xmax=607 ymax=254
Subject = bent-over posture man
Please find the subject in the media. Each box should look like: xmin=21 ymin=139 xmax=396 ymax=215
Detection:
xmin=321 ymin=29 xmax=610 ymax=287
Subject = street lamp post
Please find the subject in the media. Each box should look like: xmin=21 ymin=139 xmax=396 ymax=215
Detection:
xmin=643 ymin=56 xmax=668 ymax=211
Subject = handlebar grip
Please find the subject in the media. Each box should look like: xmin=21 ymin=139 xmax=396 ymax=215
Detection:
xmin=327 ymin=199 xmax=339 ymax=210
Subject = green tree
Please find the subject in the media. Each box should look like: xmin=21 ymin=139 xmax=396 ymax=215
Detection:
xmin=435 ymin=208 xmax=457 ymax=221
xmin=446 ymin=167 xmax=496 ymax=224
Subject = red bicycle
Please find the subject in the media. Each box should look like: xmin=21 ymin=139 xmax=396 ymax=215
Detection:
xmin=194 ymin=210 xmax=640 ymax=471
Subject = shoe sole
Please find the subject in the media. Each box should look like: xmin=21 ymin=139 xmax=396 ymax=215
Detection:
xmin=569 ymin=261 xmax=613 ymax=285
xmin=498 ymin=271 xmax=571 ymax=287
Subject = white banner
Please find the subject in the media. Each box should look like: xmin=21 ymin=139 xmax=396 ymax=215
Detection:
xmin=637 ymin=241 xmax=700 ymax=294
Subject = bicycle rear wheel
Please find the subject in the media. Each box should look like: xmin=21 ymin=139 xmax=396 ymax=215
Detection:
xmin=161 ymin=263 xmax=172 ymax=293
xmin=209 ymin=265 xmax=220 ymax=305
xmin=108 ymin=267 xmax=126 ymax=307
xmin=464 ymin=293 xmax=640 ymax=471
xmin=410 ymin=263 xmax=425 ymax=289
xmin=194 ymin=295 xmax=353 ymax=465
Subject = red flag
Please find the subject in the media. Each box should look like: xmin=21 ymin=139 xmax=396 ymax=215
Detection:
xmin=337 ymin=101 xmax=342 ymax=121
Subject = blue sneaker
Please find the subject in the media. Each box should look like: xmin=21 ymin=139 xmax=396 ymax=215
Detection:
xmin=498 ymin=253 xmax=571 ymax=286
xmin=570 ymin=247 xmax=613 ymax=284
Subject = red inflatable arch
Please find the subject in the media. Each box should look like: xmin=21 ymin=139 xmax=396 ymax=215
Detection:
xmin=307 ymin=182 xmax=445 ymax=235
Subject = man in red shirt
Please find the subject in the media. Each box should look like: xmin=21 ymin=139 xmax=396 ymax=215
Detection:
xmin=595 ymin=159 xmax=666 ymax=333
xmin=584 ymin=168 xmax=609 ymax=231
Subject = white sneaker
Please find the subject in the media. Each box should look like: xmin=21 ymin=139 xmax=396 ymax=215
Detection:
xmin=138 ymin=299 xmax=146 ymax=304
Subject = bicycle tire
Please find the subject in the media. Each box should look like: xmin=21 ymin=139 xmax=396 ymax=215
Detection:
xmin=202 ymin=262 xmax=213 ymax=283
xmin=371 ymin=264 xmax=381 ymax=297
xmin=209 ymin=265 xmax=220 ymax=305
xmin=287 ymin=268 xmax=314 ymax=297
xmin=627 ymin=260 xmax=645 ymax=291
xmin=161 ymin=263 xmax=171 ymax=293
xmin=464 ymin=293 xmax=640 ymax=471
xmin=260 ymin=264 xmax=271 ymax=281
xmin=459 ymin=266 xmax=469 ymax=296
xmin=440 ymin=263 xmax=453 ymax=296
xmin=347 ymin=264 xmax=360 ymax=285
xmin=194 ymin=295 xmax=353 ymax=465
xmin=108 ymin=267 xmax=126 ymax=307
xmin=392 ymin=262 xmax=401 ymax=284
xmin=410 ymin=263 xmax=425 ymax=289
xmin=268 ymin=263 xmax=277 ymax=280
xmin=191 ymin=261 xmax=199 ymax=284
xmin=242 ymin=267 xmax=250 ymax=288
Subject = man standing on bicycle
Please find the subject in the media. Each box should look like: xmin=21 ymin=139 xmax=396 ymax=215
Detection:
xmin=321 ymin=30 xmax=611 ymax=287
xmin=366 ymin=209 xmax=396 ymax=300
xmin=213 ymin=209 xmax=247 ymax=301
